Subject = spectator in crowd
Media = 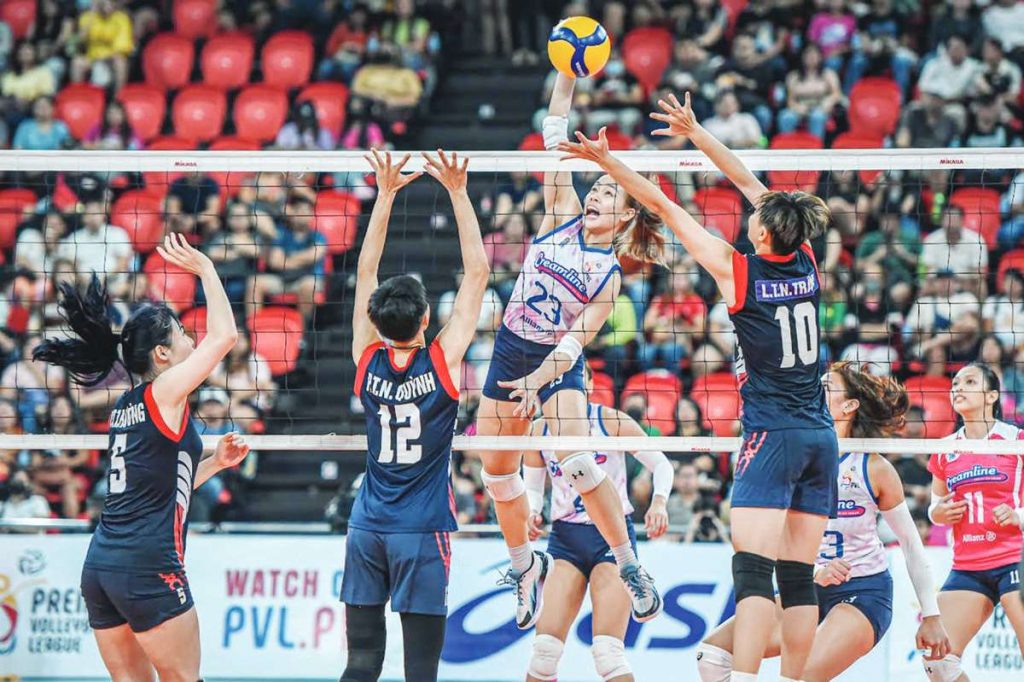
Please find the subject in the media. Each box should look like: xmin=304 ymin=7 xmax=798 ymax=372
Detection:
xmin=972 ymin=39 xmax=1022 ymax=119
xmin=982 ymin=268 xmax=1024 ymax=352
xmin=676 ymin=396 xmax=710 ymax=439
xmin=691 ymin=299 xmax=733 ymax=378
xmin=71 ymin=0 xmax=134 ymax=91
xmin=82 ymin=100 xmax=141 ymax=150
xmin=13 ymin=95 xmax=69 ymax=150
xmin=492 ymin=171 xmax=542 ymax=231
xmin=0 ymin=17 xmax=11 ymax=74
xmin=350 ymin=49 xmax=424 ymax=121
xmin=701 ymin=89 xmax=763 ymax=149
xmin=0 ymin=469 xmax=51 ymax=527
xmin=846 ymin=0 xmax=916 ymax=95
xmin=317 ymin=4 xmax=370 ymax=83
xmin=660 ymin=38 xmax=721 ymax=122
xmin=981 ymin=0 xmax=1024 ymax=70
xmin=823 ymin=169 xmax=870 ymax=241
xmin=246 ymin=194 xmax=326 ymax=320
xmin=1 ymin=42 xmax=57 ymax=128
xmin=917 ymin=34 xmax=979 ymax=126
xmin=715 ymin=32 xmax=780 ymax=134
xmin=56 ymin=198 xmax=134 ymax=297
xmin=665 ymin=461 xmax=702 ymax=530
xmin=205 ymin=202 xmax=275 ymax=305
xmin=332 ymin=98 xmax=387 ymax=200
xmin=165 ymin=172 xmax=221 ymax=239
xmin=275 ymin=100 xmax=336 ymax=151
xmin=620 ymin=392 xmax=660 ymax=436
xmin=896 ymin=93 xmax=962 ymax=149
xmin=683 ymin=497 xmax=729 ymax=543
xmin=777 ymin=43 xmax=843 ymax=140
xmin=904 ymin=270 xmax=981 ymax=356
xmin=919 ymin=309 xmax=983 ymax=373
xmin=977 ymin=334 xmax=1022 ymax=418
xmin=207 ymin=330 xmax=276 ymax=426
xmin=0 ymin=399 xmax=28 ymax=480
xmin=841 ymin=265 xmax=900 ymax=374
xmin=379 ymin=0 xmax=433 ymax=73
xmin=593 ymin=289 xmax=640 ymax=371
xmin=15 ymin=211 xmax=66 ymax=278
xmin=920 ymin=205 xmax=988 ymax=297
xmin=437 ymin=273 xmax=503 ymax=333
xmin=890 ymin=405 xmax=931 ymax=511
xmin=807 ymin=0 xmax=857 ymax=75
xmin=30 ymin=396 xmax=90 ymax=518
xmin=1000 ymin=171 xmax=1024 ymax=250
xmin=641 ymin=269 xmax=705 ymax=370
xmin=956 ymin=95 xmax=1020 ymax=149
xmin=580 ymin=50 xmax=644 ymax=136
xmin=855 ymin=205 xmax=921 ymax=306
xmin=675 ymin=0 xmax=728 ymax=56
xmin=34 ymin=0 xmax=76 ymax=82
xmin=928 ymin=0 xmax=982 ymax=56
xmin=819 ymin=270 xmax=848 ymax=351
xmin=734 ymin=0 xmax=790 ymax=71
xmin=1 ymin=335 xmax=66 ymax=434
xmin=190 ymin=387 xmax=234 ymax=521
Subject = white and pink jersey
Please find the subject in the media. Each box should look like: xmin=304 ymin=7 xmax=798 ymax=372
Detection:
xmin=541 ymin=403 xmax=632 ymax=524
xmin=816 ymin=452 xmax=889 ymax=579
xmin=503 ymin=216 xmax=622 ymax=345
xmin=927 ymin=421 xmax=1024 ymax=572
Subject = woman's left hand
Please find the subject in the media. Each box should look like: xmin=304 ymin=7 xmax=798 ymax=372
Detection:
xmin=214 ymin=432 xmax=251 ymax=470
xmin=645 ymin=496 xmax=669 ymax=539
xmin=993 ymin=503 xmax=1021 ymax=528
xmin=916 ymin=615 xmax=951 ymax=661
xmin=556 ymin=127 xmax=613 ymax=167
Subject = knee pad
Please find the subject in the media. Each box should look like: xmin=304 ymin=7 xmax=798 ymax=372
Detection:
xmin=731 ymin=552 xmax=776 ymax=604
xmin=527 ymin=634 xmax=564 ymax=681
xmin=924 ymin=654 xmax=963 ymax=682
xmin=592 ymin=635 xmax=630 ymax=681
xmin=341 ymin=606 xmax=386 ymax=681
xmin=776 ymin=559 xmax=817 ymax=609
xmin=482 ymin=470 xmax=525 ymax=502
xmin=560 ymin=451 xmax=607 ymax=494
xmin=695 ymin=642 xmax=732 ymax=682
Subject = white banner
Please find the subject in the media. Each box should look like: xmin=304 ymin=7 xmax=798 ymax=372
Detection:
xmin=0 ymin=535 xmax=1019 ymax=680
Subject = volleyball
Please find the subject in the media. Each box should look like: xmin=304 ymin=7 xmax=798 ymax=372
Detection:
xmin=547 ymin=16 xmax=611 ymax=79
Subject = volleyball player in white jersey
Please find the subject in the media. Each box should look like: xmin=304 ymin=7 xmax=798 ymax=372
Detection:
xmin=477 ymin=72 xmax=667 ymax=628
xmin=521 ymin=368 xmax=673 ymax=682
xmin=696 ymin=363 xmax=950 ymax=682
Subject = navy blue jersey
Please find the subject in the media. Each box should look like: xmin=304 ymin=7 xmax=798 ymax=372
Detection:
xmin=729 ymin=244 xmax=832 ymax=431
xmin=350 ymin=341 xmax=459 ymax=533
xmin=85 ymin=383 xmax=203 ymax=572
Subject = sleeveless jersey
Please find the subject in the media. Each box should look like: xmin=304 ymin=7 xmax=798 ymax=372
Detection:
xmin=729 ymin=243 xmax=832 ymax=431
xmin=351 ymin=341 xmax=459 ymax=533
xmin=503 ymin=215 xmax=622 ymax=345
xmin=816 ymin=453 xmax=888 ymax=578
xmin=84 ymin=383 xmax=203 ymax=572
xmin=927 ymin=421 xmax=1024 ymax=571
xmin=540 ymin=403 xmax=632 ymax=524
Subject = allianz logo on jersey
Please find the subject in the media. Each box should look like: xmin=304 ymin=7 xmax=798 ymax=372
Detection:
xmin=836 ymin=499 xmax=867 ymax=518
xmin=548 ymin=453 xmax=608 ymax=477
xmin=946 ymin=464 xmax=1008 ymax=491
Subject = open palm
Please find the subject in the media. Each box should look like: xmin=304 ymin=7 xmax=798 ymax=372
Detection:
xmin=650 ymin=92 xmax=699 ymax=138
xmin=366 ymin=150 xmax=422 ymax=195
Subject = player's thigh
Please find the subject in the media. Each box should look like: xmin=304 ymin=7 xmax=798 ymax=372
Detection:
xmin=803 ymin=604 xmax=876 ymax=682
xmin=541 ymin=388 xmax=588 ymax=440
xmin=475 ymin=395 xmax=529 ymax=474
xmin=133 ymin=607 xmax=201 ymax=680
xmin=779 ymin=510 xmax=830 ymax=564
xmin=93 ymin=624 xmax=155 ymax=682
xmin=535 ymin=560 xmax=589 ymax=641
xmin=730 ymin=506 xmax=788 ymax=559
xmin=998 ymin=591 xmax=1024 ymax=654
xmin=589 ymin=562 xmax=631 ymax=639
xmin=938 ymin=590 xmax=993 ymax=656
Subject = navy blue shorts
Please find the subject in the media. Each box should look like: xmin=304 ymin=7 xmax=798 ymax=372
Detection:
xmin=731 ymin=428 xmax=839 ymax=517
xmin=341 ymin=527 xmax=452 ymax=616
xmin=482 ymin=325 xmax=586 ymax=403
xmin=942 ymin=562 xmax=1021 ymax=605
xmin=546 ymin=518 xmax=637 ymax=579
xmin=80 ymin=566 xmax=193 ymax=633
xmin=817 ymin=571 xmax=893 ymax=645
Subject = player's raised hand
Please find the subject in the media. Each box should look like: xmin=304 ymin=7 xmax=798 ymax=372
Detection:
xmin=366 ymin=149 xmax=422 ymax=196
xmin=156 ymin=232 xmax=213 ymax=275
xmin=650 ymin=92 xmax=699 ymax=138
xmin=213 ymin=432 xmax=251 ymax=470
xmin=556 ymin=127 xmax=613 ymax=167
xmin=645 ymin=495 xmax=669 ymax=539
xmin=422 ymin=149 xmax=469 ymax=193
xmin=930 ymin=493 xmax=967 ymax=525
xmin=916 ymin=615 xmax=951 ymax=661
xmin=993 ymin=503 xmax=1021 ymax=527
xmin=814 ymin=558 xmax=852 ymax=587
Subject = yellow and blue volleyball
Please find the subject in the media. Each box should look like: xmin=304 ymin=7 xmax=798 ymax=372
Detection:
xmin=547 ymin=16 xmax=611 ymax=79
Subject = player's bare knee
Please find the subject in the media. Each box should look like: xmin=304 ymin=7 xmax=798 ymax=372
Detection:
xmin=776 ymin=560 xmax=816 ymax=609
xmin=731 ymin=552 xmax=776 ymax=604
xmin=592 ymin=635 xmax=630 ymax=680
xmin=528 ymin=634 xmax=564 ymax=681
xmin=482 ymin=470 xmax=525 ymax=502
xmin=923 ymin=654 xmax=963 ymax=682
xmin=695 ymin=642 xmax=732 ymax=682
xmin=560 ymin=451 xmax=606 ymax=494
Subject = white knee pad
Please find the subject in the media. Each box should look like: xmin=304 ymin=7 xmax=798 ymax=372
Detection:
xmin=481 ymin=470 xmax=525 ymax=502
xmin=924 ymin=654 xmax=962 ymax=682
xmin=592 ymin=635 xmax=630 ymax=680
xmin=528 ymin=634 xmax=563 ymax=681
xmin=695 ymin=642 xmax=733 ymax=682
xmin=560 ymin=452 xmax=607 ymax=494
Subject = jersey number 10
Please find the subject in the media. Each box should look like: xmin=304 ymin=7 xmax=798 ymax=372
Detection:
xmin=377 ymin=404 xmax=423 ymax=464
xmin=775 ymin=301 xmax=819 ymax=368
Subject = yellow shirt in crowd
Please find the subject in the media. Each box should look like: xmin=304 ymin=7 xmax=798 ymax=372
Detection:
xmin=79 ymin=10 xmax=134 ymax=61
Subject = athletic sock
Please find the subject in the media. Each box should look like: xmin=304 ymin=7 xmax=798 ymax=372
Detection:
xmin=611 ymin=541 xmax=638 ymax=569
xmin=509 ymin=542 xmax=533 ymax=573
xmin=730 ymin=673 xmax=758 ymax=682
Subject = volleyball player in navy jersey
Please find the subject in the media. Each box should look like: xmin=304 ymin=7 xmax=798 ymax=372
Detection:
xmin=560 ymin=92 xmax=837 ymax=682
xmin=34 ymin=234 xmax=249 ymax=682
xmin=340 ymin=149 xmax=489 ymax=682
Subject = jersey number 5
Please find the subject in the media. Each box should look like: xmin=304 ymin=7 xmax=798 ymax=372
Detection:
xmin=776 ymin=301 xmax=819 ymax=368
xmin=377 ymin=404 xmax=423 ymax=464
xmin=110 ymin=433 xmax=128 ymax=494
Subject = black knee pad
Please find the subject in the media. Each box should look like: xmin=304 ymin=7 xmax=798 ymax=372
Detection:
xmin=731 ymin=551 xmax=776 ymax=604
xmin=341 ymin=605 xmax=387 ymax=682
xmin=776 ymin=559 xmax=817 ymax=609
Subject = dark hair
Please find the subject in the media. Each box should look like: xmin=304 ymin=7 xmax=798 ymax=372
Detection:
xmin=984 ymin=37 xmax=1006 ymax=54
xmin=102 ymin=101 xmax=133 ymax=146
xmin=756 ymin=191 xmax=830 ymax=255
xmin=368 ymin=275 xmax=428 ymax=343
xmin=958 ymin=361 xmax=1003 ymax=421
xmin=13 ymin=40 xmax=34 ymax=75
xmin=800 ymin=42 xmax=823 ymax=77
xmin=947 ymin=33 xmax=969 ymax=48
xmin=33 ymin=275 xmax=177 ymax=386
xmin=618 ymin=192 xmax=667 ymax=264
xmin=831 ymin=362 xmax=910 ymax=438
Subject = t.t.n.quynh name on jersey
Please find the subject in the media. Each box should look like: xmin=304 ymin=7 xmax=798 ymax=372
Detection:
xmin=364 ymin=370 xmax=438 ymax=403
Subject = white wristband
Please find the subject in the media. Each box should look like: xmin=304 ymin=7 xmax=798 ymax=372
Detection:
xmin=542 ymin=115 xmax=569 ymax=150
xmin=554 ymin=334 xmax=583 ymax=367
xmin=927 ymin=495 xmax=940 ymax=524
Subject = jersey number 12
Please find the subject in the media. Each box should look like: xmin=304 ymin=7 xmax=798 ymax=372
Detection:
xmin=377 ymin=404 xmax=423 ymax=464
xmin=776 ymin=301 xmax=818 ymax=368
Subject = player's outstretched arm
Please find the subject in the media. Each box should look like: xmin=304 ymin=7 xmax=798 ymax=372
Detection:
xmin=539 ymin=72 xmax=584 ymax=236
xmin=652 ymin=92 xmax=768 ymax=205
xmin=427 ymin=150 xmax=490 ymax=377
xmin=352 ymin=151 xmax=422 ymax=364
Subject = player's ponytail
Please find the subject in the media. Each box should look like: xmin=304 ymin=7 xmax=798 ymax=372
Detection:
xmin=832 ymin=362 xmax=909 ymax=438
xmin=617 ymin=194 xmax=666 ymax=264
xmin=757 ymin=191 xmax=831 ymax=256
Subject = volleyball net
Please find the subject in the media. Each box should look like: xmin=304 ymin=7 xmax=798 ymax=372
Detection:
xmin=0 ymin=146 xmax=1022 ymax=460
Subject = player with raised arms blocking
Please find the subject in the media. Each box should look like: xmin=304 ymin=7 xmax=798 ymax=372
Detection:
xmin=924 ymin=362 xmax=1024 ymax=681
xmin=695 ymin=362 xmax=951 ymax=681
xmin=522 ymin=365 xmax=673 ymax=682
xmin=559 ymin=92 xmax=838 ymax=682
xmin=33 ymin=234 xmax=250 ymax=682
xmin=476 ymin=71 xmax=666 ymax=628
xmin=340 ymin=150 xmax=490 ymax=682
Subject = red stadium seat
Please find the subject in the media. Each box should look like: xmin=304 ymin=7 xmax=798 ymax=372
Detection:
xmin=1 ymin=0 xmax=36 ymax=39
xmin=315 ymin=191 xmax=361 ymax=254
xmin=904 ymin=375 xmax=956 ymax=437
xmin=173 ymin=0 xmax=217 ymax=40
xmin=622 ymin=370 xmax=681 ymax=436
xmin=849 ymin=77 xmax=902 ymax=138
xmin=55 ymin=84 xmax=105 ymax=140
xmin=621 ymin=27 xmax=673 ymax=93
xmin=111 ymin=190 xmax=166 ymax=253
xmin=0 ymin=188 xmax=37 ymax=249
xmin=767 ymin=132 xmax=823 ymax=193
xmin=143 ymin=33 xmax=196 ymax=90
xmin=247 ymin=307 xmax=305 ymax=375
xmin=298 ymin=82 xmax=349 ymax=138
xmin=950 ymin=187 xmax=1002 ymax=249
xmin=233 ymin=85 xmax=288 ymax=143
xmin=142 ymin=136 xmax=198 ymax=194
xmin=690 ymin=372 xmax=742 ymax=437
xmin=172 ymin=85 xmax=227 ymax=142
xmin=831 ymin=132 xmax=885 ymax=185
xmin=201 ymin=32 xmax=255 ymax=89
xmin=589 ymin=371 xmax=615 ymax=409
xmin=997 ymin=249 xmax=1024 ymax=293
xmin=144 ymin=252 xmax=197 ymax=312
xmin=261 ymin=31 xmax=314 ymax=88
xmin=117 ymin=85 xmax=166 ymax=142
xmin=694 ymin=187 xmax=743 ymax=243
xmin=180 ymin=306 xmax=208 ymax=344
